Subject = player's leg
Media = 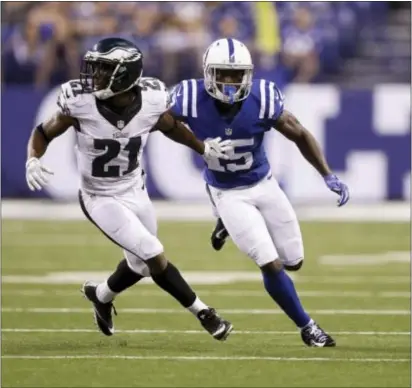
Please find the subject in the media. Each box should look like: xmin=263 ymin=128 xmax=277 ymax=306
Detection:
xmin=208 ymin=184 xmax=334 ymax=346
xmin=257 ymin=177 xmax=336 ymax=347
xmin=206 ymin=185 xmax=229 ymax=251
xmin=79 ymin=190 xmax=232 ymax=340
xmin=79 ymin=191 xmax=149 ymax=335
xmin=209 ymin=187 xmax=309 ymax=323
xmin=259 ymin=177 xmax=305 ymax=271
xmin=132 ymin=189 xmax=232 ymax=341
xmin=89 ymin=186 xmax=161 ymax=309
xmin=90 ymin=255 xmax=148 ymax=303
xmin=142 ymin=252 xmax=232 ymax=340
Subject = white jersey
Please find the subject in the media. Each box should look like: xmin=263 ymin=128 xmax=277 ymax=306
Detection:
xmin=57 ymin=77 xmax=170 ymax=196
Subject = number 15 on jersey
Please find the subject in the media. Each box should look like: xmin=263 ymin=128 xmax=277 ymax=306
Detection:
xmin=206 ymin=138 xmax=254 ymax=172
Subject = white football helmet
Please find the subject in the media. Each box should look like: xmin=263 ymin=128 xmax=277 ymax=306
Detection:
xmin=203 ymin=38 xmax=254 ymax=104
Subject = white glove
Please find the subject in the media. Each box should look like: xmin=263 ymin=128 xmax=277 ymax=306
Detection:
xmin=25 ymin=157 xmax=54 ymax=191
xmin=203 ymin=137 xmax=233 ymax=162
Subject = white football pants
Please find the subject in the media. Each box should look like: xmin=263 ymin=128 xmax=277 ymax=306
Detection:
xmin=207 ymin=174 xmax=304 ymax=268
xmin=79 ymin=184 xmax=162 ymax=277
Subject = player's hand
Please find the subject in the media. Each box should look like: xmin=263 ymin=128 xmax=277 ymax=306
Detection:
xmin=25 ymin=157 xmax=54 ymax=191
xmin=203 ymin=137 xmax=233 ymax=161
xmin=324 ymin=174 xmax=350 ymax=207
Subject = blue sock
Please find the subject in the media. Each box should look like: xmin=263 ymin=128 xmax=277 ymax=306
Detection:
xmin=263 ymin=269 xmax=310 ymax=328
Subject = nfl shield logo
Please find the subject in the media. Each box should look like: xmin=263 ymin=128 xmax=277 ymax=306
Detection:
xmin=117 ymin=120 xmax=125 ymax=129
xmin=225 ymin=128 xmax=232 ymax=136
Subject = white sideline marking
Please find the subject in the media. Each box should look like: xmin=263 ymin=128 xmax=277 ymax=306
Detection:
xmin=2 ymin=199 xmax=409 ymax=221
xmin=2 ymin=355 xmax=409 ymax=363
xmin=2 ymin=308 xmax=410 ymax=316
xmin=2 ymin=272 xmax=410 ymax=285
xmin=2 ymin=328 xmax=410 ymax=336
xmin=3 ymin=289 xmax=410 ymax=298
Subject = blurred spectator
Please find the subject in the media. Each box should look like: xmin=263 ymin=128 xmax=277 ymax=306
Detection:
xmin=2 ymin=1 xmax=408 ymax=88
xmin=71 ymin=2 xmax=118 ymax=52
xmin=280 ymin=6 xmax=321 ymax=83
xmin=130 ymin=3 xmax=163 ymax=78
xmin=250 ymin=2 xmax=287 ymax=89
xmin=209 ymin=2 xmax=255 ymax=45
xmin=3 ymin=2 xmax=78 ymax=88
xmin=155 ymin=2 xmax=208 ymax=83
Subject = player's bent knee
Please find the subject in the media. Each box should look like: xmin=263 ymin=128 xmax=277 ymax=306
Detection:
xmin=277 ymin=238 xmax=304 ymax=268
xmin=260 ymin=259 xmax=283 ymax=274
xmin=247 ymin=243 xmax=278 ymax=268
xmin=124 ymin=253 xmax=151 ymax=277
xmin=284 ymin=260 xmax=304 ymax=272
xmin=136 ymin=234 xmax=164 ymax=261
xmin=145 ymin=253 xmax=168 ymax=275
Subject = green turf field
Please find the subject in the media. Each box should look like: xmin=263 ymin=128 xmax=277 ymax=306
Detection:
xmin=2 ymin=220 xmax=410 ymax=387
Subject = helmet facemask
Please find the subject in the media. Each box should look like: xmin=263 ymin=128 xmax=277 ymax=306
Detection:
xmin=204 ymin=64 xmax=253 ymax=104
xmin=80 ymin=51 xmax=143 ymax=100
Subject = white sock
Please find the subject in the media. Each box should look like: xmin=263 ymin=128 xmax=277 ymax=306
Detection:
xmin=187 ymin=296 xmax=209 ymax=317
xmin=301 ymin=318 xmax=315 ymax=330
xmin=96 ymin=281 xmax=117 ymax=303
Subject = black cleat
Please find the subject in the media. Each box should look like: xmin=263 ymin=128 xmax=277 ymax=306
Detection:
xmin=301 ymin=321 xmax=336 ymax=347
xmin=197 ymin=308 xmax=233 ymax=341
xmin=211 ymin=218 xmax=229 ymax=251
xmin=81 ymin=281 xmax=117 ymax=336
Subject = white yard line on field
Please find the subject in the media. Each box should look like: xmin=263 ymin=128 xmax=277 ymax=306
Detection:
xmin=2 ymin=307 xmax=410 ymax=315
xmin=3 ymin=200 xmax=410 ymax=221
xmin=2 ymin=236 xmax=108 ymax=246
xmin=2 ymin=272 xmax=411 ymax=285
xmin=2 ymin=328 xmax=410 ymax=336
xmin=1 ymin=355 xmax=409 ymax=363
xmin=319 ymin=252 xmax=410 ymax=265
xmin=2 ymin=289 xmax=410 ymax=298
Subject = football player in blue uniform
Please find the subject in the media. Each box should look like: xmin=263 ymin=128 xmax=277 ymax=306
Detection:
xmin=168 ymin=38 xmax=349 ymax=347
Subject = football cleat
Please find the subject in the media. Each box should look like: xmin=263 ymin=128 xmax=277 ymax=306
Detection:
xmin=81 ymin=281 xmax=117 ymax=336
xmin=197 ymin=308 xmax=233 ymax=341
xmin=211 ymin=218 xmax=229 ymax=251
xmin=301 ymin=321 xmax=336 ymax=347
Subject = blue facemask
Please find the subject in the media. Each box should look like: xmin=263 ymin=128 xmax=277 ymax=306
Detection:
xmin=223 ymin=85 xmax=237 ymax=104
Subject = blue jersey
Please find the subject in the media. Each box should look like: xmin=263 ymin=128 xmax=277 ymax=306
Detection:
xmin=170 ymin=79 xmax=284 ymax=189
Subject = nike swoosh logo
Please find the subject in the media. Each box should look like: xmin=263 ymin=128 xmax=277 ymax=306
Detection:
xmin=215 ymin=229 xmax=227 ymax=239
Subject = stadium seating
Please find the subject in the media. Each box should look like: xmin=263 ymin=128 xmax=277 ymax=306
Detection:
xmin=1 ymin=2 xmax=409 ymax=87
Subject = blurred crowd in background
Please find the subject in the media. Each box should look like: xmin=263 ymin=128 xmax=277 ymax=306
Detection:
xmin=2 ymin=1 xmax=410 ymax=89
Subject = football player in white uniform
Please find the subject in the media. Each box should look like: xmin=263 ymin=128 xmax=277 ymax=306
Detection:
xmin=25 ymin=37 xmax=234 ymax=341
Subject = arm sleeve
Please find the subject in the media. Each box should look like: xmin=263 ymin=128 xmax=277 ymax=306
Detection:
xmin=269 ymin=82 xmax=285 ymax=122
xmin=168 ymin=82 xmax=184 ymax=117
xmin=168 ymin=81 xmax=195 ymax=123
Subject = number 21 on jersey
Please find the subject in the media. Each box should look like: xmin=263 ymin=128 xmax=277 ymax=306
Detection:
xmin=92 ymin=137 xmax=142 ymax=178
xmin=206 ymin=138 xmax=254 ymax=172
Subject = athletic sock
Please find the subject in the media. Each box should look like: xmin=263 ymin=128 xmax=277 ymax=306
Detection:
xmin=263 ymin=269 xmax=310 ymax=328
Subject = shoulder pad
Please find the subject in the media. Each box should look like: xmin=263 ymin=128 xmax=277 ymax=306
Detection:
xmin=57 ymin=80 xmax=91 ymax=117
xmin=139 ymin=77 xmax=169 ymax=113
xmin=169 ymin=79 xmax=201 ymax=118
xmin=253 ymin=79 xmax=284 ymax=121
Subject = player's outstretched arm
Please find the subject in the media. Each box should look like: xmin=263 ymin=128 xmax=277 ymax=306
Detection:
xmin=274 ymin=110 xmax=350 ymax=206
xmin=153 ymin=111 xmax=233 ymax=160
xmin=274 ymin=110 xmax=331 ymax=176
xmin=25 ymin=112 xmax=76 ymax=191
